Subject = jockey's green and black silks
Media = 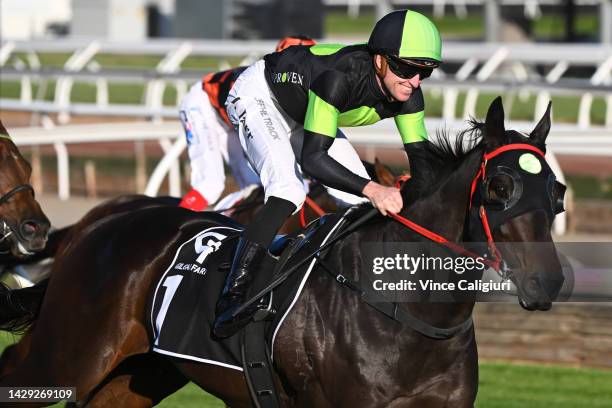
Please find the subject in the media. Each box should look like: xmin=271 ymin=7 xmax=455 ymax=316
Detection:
xmin=263 ymin=43 xmax=429 ymax=197
xmin=264 ymin=44 xmax=427 ymax=143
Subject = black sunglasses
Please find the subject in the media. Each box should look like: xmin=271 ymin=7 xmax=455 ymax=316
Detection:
xmin=385 ymin=55 xmax=435 ymax=80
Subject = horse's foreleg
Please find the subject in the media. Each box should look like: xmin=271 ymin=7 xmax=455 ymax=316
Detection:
xmin=0 ymin=331 xmax=31 ymax=378
xmin=0 ymin=319 xmax=150 ymax=403
xmin=77 ymin=353 xmax=188 ymax=408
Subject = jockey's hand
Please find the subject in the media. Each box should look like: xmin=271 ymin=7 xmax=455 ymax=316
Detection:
xmin=362 ymin=181 xmax=403 ymax=216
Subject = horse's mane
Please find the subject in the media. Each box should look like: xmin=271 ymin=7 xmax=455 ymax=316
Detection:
xmin=403 ymin=119 xmax=485 ymax=202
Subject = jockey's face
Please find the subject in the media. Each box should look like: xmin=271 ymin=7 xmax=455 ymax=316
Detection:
xmin=374 ymin=54 xmax=428 ymax=102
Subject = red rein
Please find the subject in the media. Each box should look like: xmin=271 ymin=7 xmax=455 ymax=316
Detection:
xmin=299 ymin=143 xmax=546 ymax=271
xmin=299 ymin=195 xmax=327 ymax=228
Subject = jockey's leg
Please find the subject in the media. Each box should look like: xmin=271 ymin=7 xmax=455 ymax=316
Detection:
xmin=226 ymin=129 xmax=261 ymax=189
xmin=179 ymin=82 xmax=226 ymax=210
xmin=214 ymin=60 xmax=305 ymax=338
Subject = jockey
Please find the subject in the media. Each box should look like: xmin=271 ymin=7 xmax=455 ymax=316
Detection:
xmin=214 ymin=9 xmax=442 ymax=337
xmin=178 ymin=35 xmax=317 ymax=211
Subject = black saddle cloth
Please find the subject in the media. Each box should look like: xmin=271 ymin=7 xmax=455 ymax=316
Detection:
xmin=148 ymin=208 xmax=354 ymax=371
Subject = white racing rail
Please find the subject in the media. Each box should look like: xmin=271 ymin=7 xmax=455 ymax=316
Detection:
xmin=9 ymin=119 xmax=605 ymax=235
xmin=1 ymin=40 xmax=611 ymax=127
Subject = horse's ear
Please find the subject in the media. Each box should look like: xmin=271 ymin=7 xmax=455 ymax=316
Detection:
xmin=530 ymin=101 xmax=552 ymax=146
xmin=0 ymin=119 xmax=8 ymax=136
xmin=484 ymin=96 xmax=506 ymax=150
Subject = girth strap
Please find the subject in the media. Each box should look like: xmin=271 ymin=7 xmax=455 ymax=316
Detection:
xmin=241 ymin=321 xmax=281 ymax=408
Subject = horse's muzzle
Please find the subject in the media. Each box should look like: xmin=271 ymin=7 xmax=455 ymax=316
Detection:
xmin=17 ymin=218 xmax=50 ymax=252
xmin=517 ymin=274 xmax=564 ymax=311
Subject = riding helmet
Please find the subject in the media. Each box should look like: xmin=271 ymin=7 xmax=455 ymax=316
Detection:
xmin=367 ymin=9 xmax=442 ymax=63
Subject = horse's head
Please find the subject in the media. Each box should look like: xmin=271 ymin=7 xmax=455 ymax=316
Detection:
xmin=0 ymin=120 xmax=50 ymax=256
xmin=468 ymin=97 xmax=565 ymax=310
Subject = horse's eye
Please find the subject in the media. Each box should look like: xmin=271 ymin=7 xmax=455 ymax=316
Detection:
xmin=487 ymin=176 xmax=513 ymax=201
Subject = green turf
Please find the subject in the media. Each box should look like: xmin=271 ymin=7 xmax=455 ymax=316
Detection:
xmin=566 ymin=175 xmax=612 ymax=200
xmin=324 ymin=10 xmax=599 ymax=40
xmin=157 ymin=361 xmax=612 ymax=407
xmin=157 ymin=383 xmax=223 ymax=407
xmin=151 ymin=362 xmax=612 ymax=407
xmin=324 ymin=11 xmax=374 ymax=37
xmin=532 ymin=13 xmax=600 ymax=40
xmin=476 ymin=362 xmax=612 ymax=408
xmin=1 ymin=80 xmax=604 ymax=125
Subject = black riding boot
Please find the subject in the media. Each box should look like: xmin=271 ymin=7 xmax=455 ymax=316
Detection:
xmin=213 ymin=237 xmax=266 ymax=338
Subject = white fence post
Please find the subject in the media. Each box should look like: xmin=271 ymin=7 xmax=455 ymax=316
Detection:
xmin=53 ymin=141 xmax=70 ymax=200
xmin=0 ymin=41 xmax=15 ymax=66
xmin=463 ymin=47 xmax=509 ymax=119
xmin=146 ymin=135 xmax=186 ymax=197
xmin=55 ymin=41 xmax=100 ymax=124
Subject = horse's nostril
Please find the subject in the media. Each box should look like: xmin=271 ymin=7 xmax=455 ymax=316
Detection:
xmin=523 ymin=277 xmax=542 ymax=295
xmin=20 ymin=221 xmax=39 ymax=238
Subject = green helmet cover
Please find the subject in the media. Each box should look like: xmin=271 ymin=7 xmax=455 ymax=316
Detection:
xmin=368 ymin=10 xmax=442 ymax=63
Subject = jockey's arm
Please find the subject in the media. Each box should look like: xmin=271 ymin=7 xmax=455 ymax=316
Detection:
xmin=394 ymin=90 xmax=430 ymax=177
xmin=300 ymin=88 xmax=403 ymax=215
xmin=300 ymin=88 xmax=370 ymax=196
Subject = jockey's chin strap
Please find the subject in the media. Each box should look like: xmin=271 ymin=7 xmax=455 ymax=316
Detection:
xmin=389 ymin=143 xmax=546 ymax=274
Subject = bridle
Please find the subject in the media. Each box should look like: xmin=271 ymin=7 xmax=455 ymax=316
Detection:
xmin=326 ymin=143 xmax=553 ymax=339
xmin=0 ymin=184 xmax=35 ymax=207
xmin=238 ymin=144 xmax=563 ymax=339
xmin=0 ymin=184 xmax=36 ymax=252
xmin=0 ymin=133 xmax=34 ymax=205
xmin=389 ymin=143 xmax=550 ymax=277
xmin=0 ymin=133 xmax=36 ymax=249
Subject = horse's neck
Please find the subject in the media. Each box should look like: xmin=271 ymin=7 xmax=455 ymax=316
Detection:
xmin=404 ymin=149 xmax=483 ymax=242
xmin=395 ymin=149 xmax=484 ymax=327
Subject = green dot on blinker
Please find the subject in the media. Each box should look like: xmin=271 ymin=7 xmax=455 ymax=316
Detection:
xmin=519 ymin=153 xmax=542 ymax=174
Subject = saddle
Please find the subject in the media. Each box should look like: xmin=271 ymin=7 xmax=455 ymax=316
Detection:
xmin=149 ymin=206 xmax=370 ymax=406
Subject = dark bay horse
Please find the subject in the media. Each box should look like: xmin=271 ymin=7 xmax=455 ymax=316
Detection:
xmin=0 ymin=98 xmax=564 ymax=407
xmin=0 ymin=120 xmax=49 ymax=257
xmin=0 ymin=161 xmax=396 ymax=406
